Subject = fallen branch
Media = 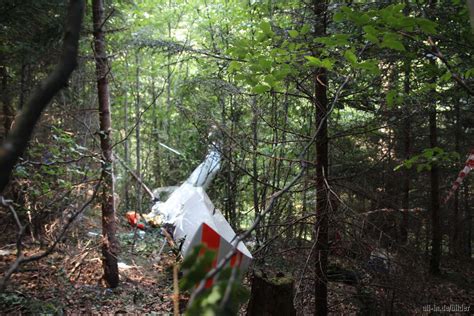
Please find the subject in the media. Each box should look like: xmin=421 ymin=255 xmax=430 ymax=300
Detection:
xmin=68 ymin=249 xmax=91 ymax=280
xmin=161 ymin=228 xmax=177 ymax=249
xmin=113 ymin=153 xmax=155 ymax=199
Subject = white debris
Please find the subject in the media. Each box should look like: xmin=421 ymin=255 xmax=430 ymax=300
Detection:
xmin=158 ymin=142 xmax=183 ymax=156
xmin=118 ymin=262 xmax=133 ymax=270
xmin=186 ymin=148 xmax=221 ymax=189
xmin=0 ymin=249 xmax=14 ymax=256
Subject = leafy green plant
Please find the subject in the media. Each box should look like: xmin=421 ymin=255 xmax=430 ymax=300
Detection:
xmin=0 ymin=293 xmax=62 ymax=315
xmin=179 ymin=244 xmax=249 ymax=316
xmin=0 ymin=293 xmax=26 ymax=309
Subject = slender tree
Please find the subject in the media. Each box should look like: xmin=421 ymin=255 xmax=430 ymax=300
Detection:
xmin=401 ymin=59 xmax=411 ymax=244
xmin=463 ymin=179 xmax=471 ymax=258
xmin=313 ymin=0 xmax=329 ymax=314
xmin=427 ymin=0 xmax=441 ymax=276
xmin=429 ymin=67 xmax=441 ymax=275
xmin=0 ymin=65 xmax=13 ymax=141
xmin=92 ymin=0 xmax=119 ymax=288
xmin=135 ymin=53 xmax=142 ymax=217
xmin=123 ymin=59 xmax=131 ymax=211
xmin=451 ymin=97 xmax=461 ymax=256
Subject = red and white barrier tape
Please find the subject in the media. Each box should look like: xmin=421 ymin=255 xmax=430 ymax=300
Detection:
xmin=444 ymin=149 xmax=474 ymax=204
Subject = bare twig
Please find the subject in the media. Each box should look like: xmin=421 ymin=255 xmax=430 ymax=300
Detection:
xmin=18 ymin=154 xmax=96 ymax=167
xmin=113 ymin=153 xmax=154 ymax=199
xmin=68 ymin=249 xmax=91 ymax=279
xmin=135 ymin=38 xmax=246 ymax=63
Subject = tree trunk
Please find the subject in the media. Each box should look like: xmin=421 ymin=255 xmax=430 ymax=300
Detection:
xmin=463 ymin=180 xmax=471 ymax=258
xmin=228 ymin=97 xmax=238 ymax=227
xmin=135 ymin=53 xmax=142 ymax=216
xmin=313 ymin=1 xmax=329 ymax=315
xmin=401 ymin=59 xmax=411 ymax=244
xmin=451 ymin=99 xmax=461 ymax=256
xmin=165 ymin=11 xmax=172 ymax=143
xmin=429 ymin=93 xmax=441 ymax=275
xmin=19 ymin=63 xmax=27 ymax=110
xmin=426 ymin=0 xmax=441 ymax=276
xmin=252 ymin=97 xmax=260 ymax=246
xmin=247 ymin=271 xmax=296 ymax=316
xmin=0 ymin=65 xmax=13 ymax=141
xmin=123 ymin=59 xmax=130 ymax=211
xmin=92 ymin=0 xmax=119 ymax=288
xmin=151 ymin=79 xmax=162 ymax=188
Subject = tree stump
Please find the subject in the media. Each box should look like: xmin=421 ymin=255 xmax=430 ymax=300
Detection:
xmin=247 ymin=271 xmax=296 ymax=316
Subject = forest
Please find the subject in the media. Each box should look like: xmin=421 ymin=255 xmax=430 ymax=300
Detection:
xmin=0 ymin=0 xmax=473 ymax=315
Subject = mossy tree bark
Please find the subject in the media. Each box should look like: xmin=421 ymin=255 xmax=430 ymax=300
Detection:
xmin=247 ymin=272 xmax=296 ymax=316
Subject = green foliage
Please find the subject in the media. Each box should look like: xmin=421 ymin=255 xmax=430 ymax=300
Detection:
xmin=343 ymin=50 xmax=358 ymax=65
xmin=333 ymin=3 xmax=438 ymax=54
xmin=304 ymin=56 xmax=334 ymax=70
xmin=386 ymin=90 xmax=404 ymax=108
xmin=185 ymin=275 xmax=250 ymax=316
xmin=0 ymin=293 xmax=26 ymax=308
xmin=315 ymin=34 xmax=350 ymax=47
xmin=394 ymin=148 xmax=460 ymax=172
xmin=416 ymin=18 xmax=438 ymax=34
xmin=0 ymin=292 xmax=63 ymax=314
xmin=288 ymin=30 xmax=299 ymax=38
xmin=0 ymin=0 xmax=66 ymax=63
xmin=180 ymin=245 xmax=217 ymax=290
xmin=381 ymin=33 xmax=405 ymax=51
xmin=259 ymin=21 xmax=274 ymax=37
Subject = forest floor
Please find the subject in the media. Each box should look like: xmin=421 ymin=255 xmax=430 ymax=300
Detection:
xmin=1 ymin=212 xmax=473 ymax=315
xmin=0 ymin=213 xmax=185 ymax=314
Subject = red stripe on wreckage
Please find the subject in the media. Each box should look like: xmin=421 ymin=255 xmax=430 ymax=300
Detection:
xmin=444 ymin=150 xmax=474 ymax=204
xmin=230 ymin=251 xmax=243 ymax=267
xmin=200 ymin=223 xmax=221 ymax=288
xmin=217 ymin=235 xmax=244 ymax=276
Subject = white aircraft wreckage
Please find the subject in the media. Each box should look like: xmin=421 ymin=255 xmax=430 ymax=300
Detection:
xmin=122 ymin=145 xmax=252 ymax=288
